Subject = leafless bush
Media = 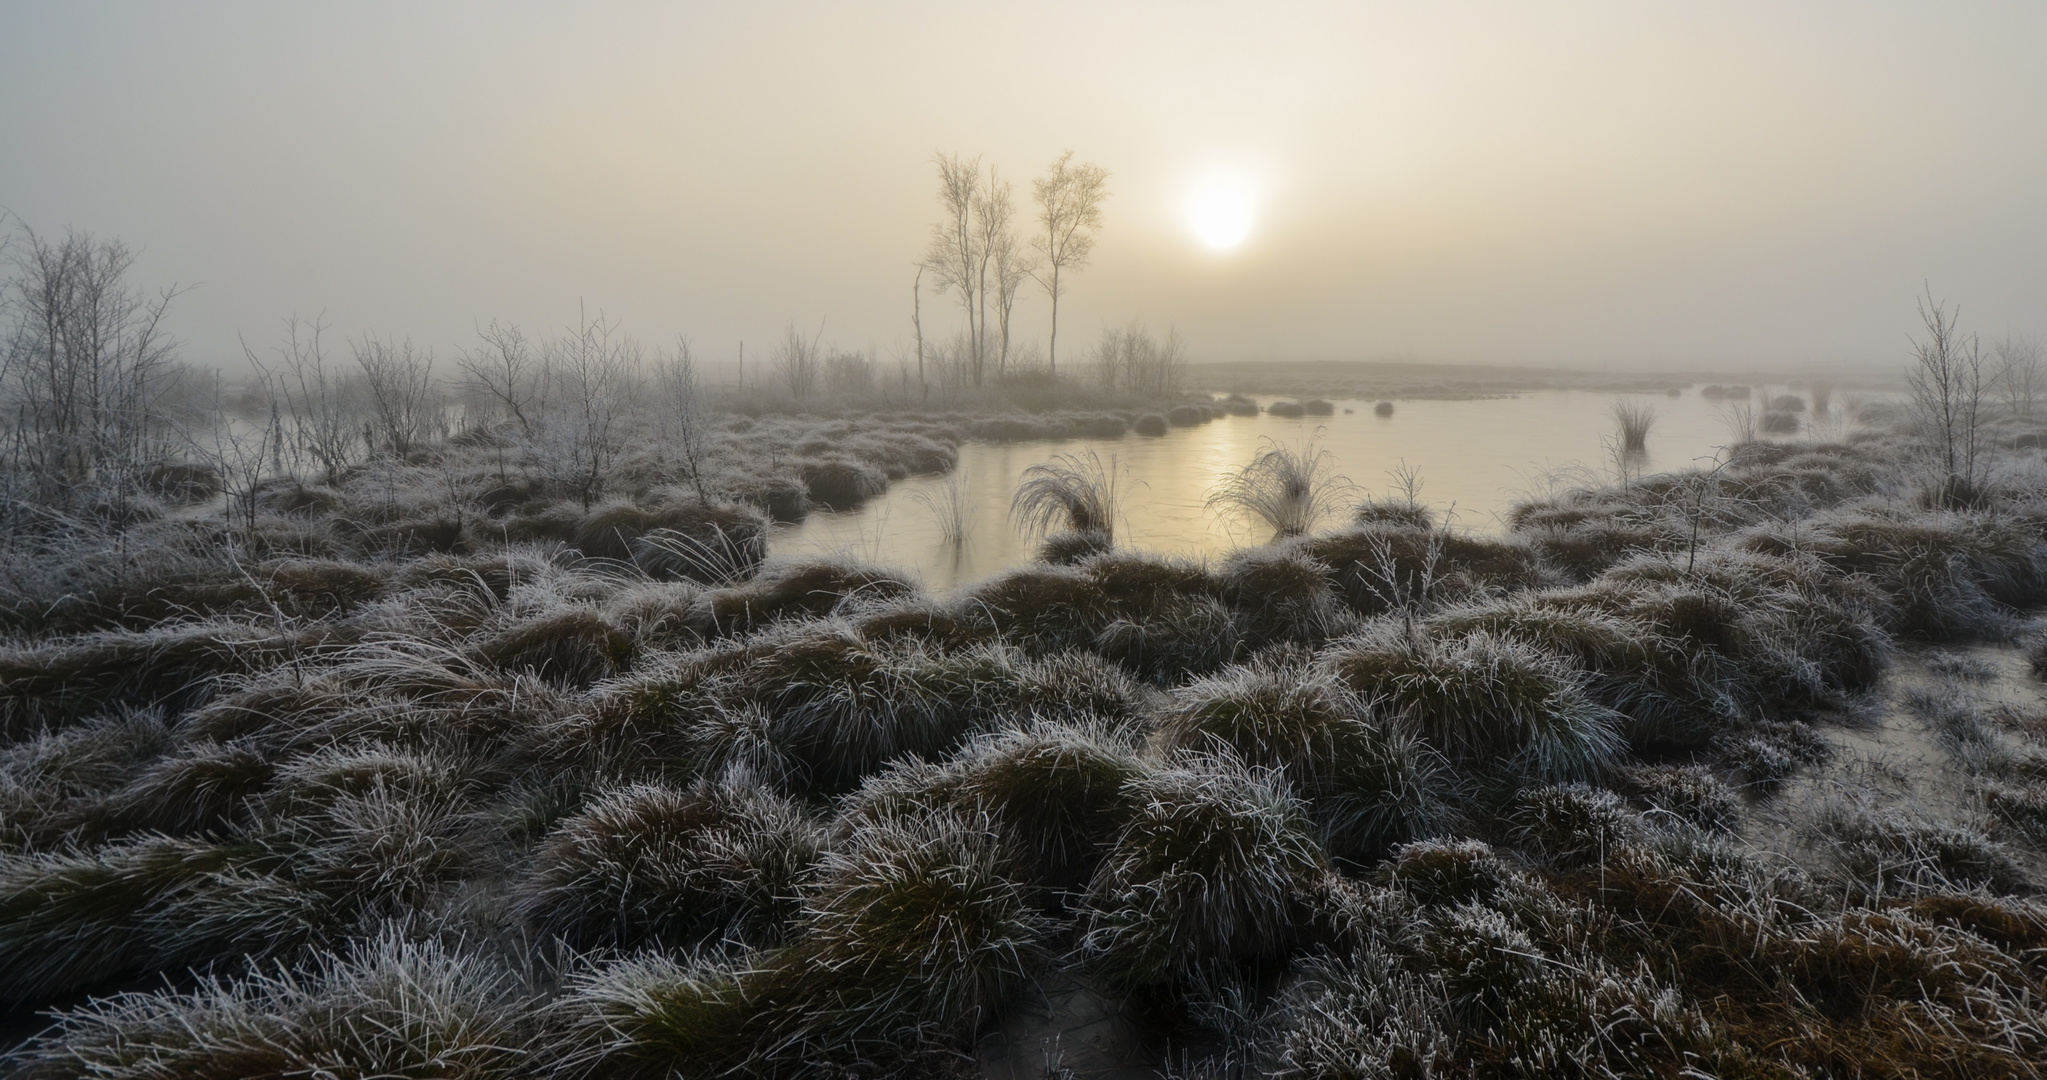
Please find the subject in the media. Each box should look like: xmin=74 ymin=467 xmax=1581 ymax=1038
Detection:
xmin=534 ymin=309 xmax=635 ymax=507
xmin=246 ymin=315 xmax=360 ymax=482
xmin=775 ymin=322 xmax=823 ymax=400
xmin=1906 ymin=288 xmax=1987 ymax=505
xmin=0 ymin=223 xmax=188 ymax=505
xmin=455 ymin=320 xmax=542 ymax=439
xmin=652 ymin=337 xmax=712 ymax=506
xmin=824 ymin=349 xmax=874 ymax=395
xmin=351 ymin=336 xmax=444 ymax=458
xmin=1092 ymin=321 xmax=1184 ymax=398
xmin=1993 ymin=333 xmax=2043 ymax=418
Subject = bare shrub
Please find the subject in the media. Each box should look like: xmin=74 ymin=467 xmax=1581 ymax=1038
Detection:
xmin=772 ymin=321 xmax=822 ymax=400
xmin=1993 ymin=332 xmax=2043 ymax=418
xmin=651 ymin=338 xmax=713 ymax=506
xmin=534 ymin=308 xmax=635 ymax=508
xmin=351 ymin=335 xmax=444 ymax=458
xmin=1092 ymin=321 xmax=1184 ymax=397
xmin=1905 ymin=288 xmax=1988 ymax=505
xmin=247 ymin=315 xmax=361 ymax=482
xmin=0 ymin=223 xmax=188 ymax=506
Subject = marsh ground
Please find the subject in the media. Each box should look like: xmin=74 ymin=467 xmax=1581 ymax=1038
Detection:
xmin=3 ymin=380 xmax=2047 ymax=1079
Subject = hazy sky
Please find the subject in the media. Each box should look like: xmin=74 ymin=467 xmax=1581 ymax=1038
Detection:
xmin=3 ymin=1 xmax=2043 ymax=373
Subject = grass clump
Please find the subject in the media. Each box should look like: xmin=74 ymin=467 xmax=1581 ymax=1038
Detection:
xmin=1327 ymin=631 xmax=1622 ymax=784
xmin=561 ymin=807 xmax=1048 ymax=1077
xmin=471 ymin=607 xmax=633 ymax=688
xmin=797 ymin=457 xmax=888 ymax=509
xmin=520 ymin=779 xmax=820 ymax=949
xmin=1816 ymin=802 xmax=2030 ymax=899
xmin=845 ymin=720 xmax=1148 ymax=890
xmin=1155 ymin=661 xmax=1447 ymax=862
xmin=1081 ymin=753 xmax=1327 ymax=989
xmin=1216 ymin=544 xmax=1352 ymax=648
xmin=692 ymin=558 xmax=913 ymax=637
xmin=5 ymin=932 xmax=534 ymax=1080
xmin=0 ymin=835 xmax=232 ymax=1004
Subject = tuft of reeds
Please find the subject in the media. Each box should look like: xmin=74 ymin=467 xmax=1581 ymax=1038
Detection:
xmin=1206 ymin=437 xmax=1355 ymax=541
xmin=1611 ymin=399 xmax=1656 ymax=453
xmin=907 ymin=472 xmax=971 ymax=546
xmin=1010 ymin=450 xmax=1121 ymax=543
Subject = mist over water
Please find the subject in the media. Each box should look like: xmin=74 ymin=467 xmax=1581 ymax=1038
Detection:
xmin=772 ymin=388 xmax=1864 ymax=591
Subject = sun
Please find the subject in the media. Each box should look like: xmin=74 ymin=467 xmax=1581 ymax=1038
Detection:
xmin=1187 ymin=178 xmax=1256 ymax=251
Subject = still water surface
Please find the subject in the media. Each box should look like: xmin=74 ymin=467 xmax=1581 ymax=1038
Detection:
xmin=769 ymin=389 xmax=1861 ymax=593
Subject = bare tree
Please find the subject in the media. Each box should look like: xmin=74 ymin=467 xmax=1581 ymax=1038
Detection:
xmin=992 ymin=217 xmax=1036 ymax=378
xmin=653 ymin=336 xmax=713 ymax=506
xmin=1031 ymin=151 xmax=1110 ymax=378
xmin=973 ymin=169 xmax=1016 ymax=379
xmin=1905 ymin=288 xmax=1987 ymax=506
xmin=187 ymin=371 xmax=281 ymax=541
xmin=352 ymin=335 xmax=444 ymax=458
xmin=245 ymin=314 xmax=360 ymax=482
xmin=775 ymin=321 xmax=823 ymax=400
xmin=457 ymin=320 xmax=542 ymax=438
xmin=911 ymin=264 xmax=928 ymax=400
xmin=0 ymin=223 xmax=186 ymax=498
xmin=536 ymin=306 xmax=634 ymax=508
xmin=1993 ymin=332 xmax=2043 ymax=418
xmin=1092 ymin=321 xmax=1184 ymax=398
xmin=925 ymin=154 xmax=988 ymax=385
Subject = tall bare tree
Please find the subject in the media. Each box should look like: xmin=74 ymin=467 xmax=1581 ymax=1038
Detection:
xmin=991 ymin=207 xmax=1037 ymax=379
xmin=1031 ymin=152 xmax=1110 ymax=378
xmin=925 ymin=154 xmax=987 ymax=385
xmin=1905 ymin=287 xmax=1987 ymax=506
xmin=911 ymin=264 xmax=928 ymax=399
xmin=973 ymin=169 xmax=1017 ymax=379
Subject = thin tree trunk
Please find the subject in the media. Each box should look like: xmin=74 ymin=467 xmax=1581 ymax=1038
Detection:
xmin=1048 ymin=264 xmax=1061 ymax=379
